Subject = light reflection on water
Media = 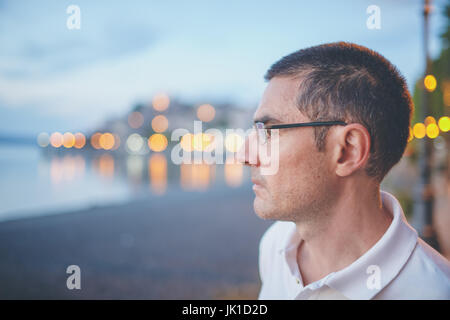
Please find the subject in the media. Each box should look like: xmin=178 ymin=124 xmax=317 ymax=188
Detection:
xmin=149 ymin=153 xmax=167 ymax=194
xmin=0 ymin=144 xmax=249 ymax=221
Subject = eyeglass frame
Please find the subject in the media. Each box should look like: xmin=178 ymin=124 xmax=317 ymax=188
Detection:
xmin=253 ymin=120 xmax=347 ymax=144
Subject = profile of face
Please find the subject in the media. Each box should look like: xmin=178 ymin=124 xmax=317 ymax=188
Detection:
xmin=238 ymin=76 xmax=343 ymax=223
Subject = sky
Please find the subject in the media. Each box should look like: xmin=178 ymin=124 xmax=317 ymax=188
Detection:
xmin=0 ymin=0 xmax=448 ymax=136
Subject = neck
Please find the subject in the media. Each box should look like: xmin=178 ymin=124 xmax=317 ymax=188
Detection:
xmin=295 ymin=179 xmax=392 ymax=286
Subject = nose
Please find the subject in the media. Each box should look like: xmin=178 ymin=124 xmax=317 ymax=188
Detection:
xmin=236 ymin=129 xmax=259 ymax=166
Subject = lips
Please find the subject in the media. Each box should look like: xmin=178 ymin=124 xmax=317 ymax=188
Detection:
xmin=252 ymin=178 xmax=265 ymax=196
xmin=251 ymin=177 xmax=264 ymax=187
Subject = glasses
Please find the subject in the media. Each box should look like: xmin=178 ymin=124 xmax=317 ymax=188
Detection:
xmin=253 ymin=120 xmax=347 ymax=144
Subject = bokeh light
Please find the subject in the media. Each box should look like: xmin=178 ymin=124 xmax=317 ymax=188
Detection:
xmin=100 ymin=133 xmax=115 ymax=150
xmin=438 ymin=116 xmax=450 ymax=132
xmin=426 ymin=123 xmax=439 ymax=139
xmin=37 ymin=132 xmax=50 ymax=147
xmin=152 ymin=93 xmax=170 ymax=111
xmin=413 ymin=123 xmax=426 ymax=139
xmin=225 ymin=133 xmax=244 ymax=152
xmin=91 ymin=132 xmax=102 ymax=150
xmin=196 ymin=104 xmax=216 ymax=122
xmin=202 ymin=134 xmax=216 ymax=152
xmin=148 ymin=133 xmax=168 ymax=152
xmin=424 ymin=75 xmax=437 ymax=92
xmin=50 ymin=132 xmax=63 ymax=148
xmin=193 ymin=133 xmax=213 ymax=151
xmin=424 ymin=116 xmax=436 ymax=126
xmin=74 ymin=133 xmax=86 ymax=149
xmin=151 ymin=115 xmax=169 ymax=133
xmin=180 ymin=133 xmax=194 ymax=152
xmin=63 ymin=132 xmax=75 ymax=148
xmin=126 ymin=133 xmax=145 ymax=153
xmin=128 ymin=111 xmax=144 ymax=129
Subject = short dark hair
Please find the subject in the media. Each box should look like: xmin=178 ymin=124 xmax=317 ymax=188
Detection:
xmin=265 ymin=42 xmax=413 ymax=182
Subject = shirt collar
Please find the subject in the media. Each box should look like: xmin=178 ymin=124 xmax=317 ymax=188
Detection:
xmin=279 ymin=190 xmax=418 ymax=300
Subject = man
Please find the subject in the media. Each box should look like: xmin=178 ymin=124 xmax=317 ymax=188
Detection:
xmin=237 ymin=42 xmax=450 ymax=299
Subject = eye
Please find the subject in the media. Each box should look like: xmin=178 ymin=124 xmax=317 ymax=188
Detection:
xmin=254 ymin=122 xmax=268 ymax=144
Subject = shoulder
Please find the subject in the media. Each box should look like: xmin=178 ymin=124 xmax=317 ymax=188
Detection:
xmin=413 ymin=238 xmax=450 ymax=280
xmin=382 ymin=238 xmax=450 ymax=299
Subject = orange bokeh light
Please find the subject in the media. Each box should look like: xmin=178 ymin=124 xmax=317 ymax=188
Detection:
xmin=225 ymin=133 xmax=244 ymax=152
xmin=152 ymin=93 xmax=170 ymax=111
xmin=148 ymin=133 xmax=168 ymax=152
xmin=197 ymin=104 xmax=215 ymax=122
xmin=413 ymin=123 xmax=426 ymax=139
xmin=100 ymin=133 xmax=115 ymax=150
xmin=63 ymin=132 xmax=75 ymax=148
xmin=180 ymin=133 xmax=194 ymax=152
xmin=74 ymin=133 xmax=86 ymax=149
xmin=193 ymin=133 xmax=213 ymax=151
xmin=91 ymin=133 xmax=102 ymax=149
xmin=424 ymin=75 xmax=437 ymax=92
xmin=151 ymin=115 xmax=169 ymax=133
xmin=424 ymin=116 xmax=436 ymax=126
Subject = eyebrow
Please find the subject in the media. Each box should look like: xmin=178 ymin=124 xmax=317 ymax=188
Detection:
xmin=253 ymin=115 xmax=281 ymax=125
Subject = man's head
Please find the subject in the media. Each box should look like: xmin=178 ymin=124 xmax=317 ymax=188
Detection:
xmin=239 ymin=42 xmax=413 ymax=222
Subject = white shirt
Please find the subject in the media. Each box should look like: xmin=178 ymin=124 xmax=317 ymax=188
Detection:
xmin=258 ymin=190 xmax=450 ymax=300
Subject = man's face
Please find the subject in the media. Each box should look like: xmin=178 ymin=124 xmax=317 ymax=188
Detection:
xmin=247 ymin=76 xmax=339 ymax=222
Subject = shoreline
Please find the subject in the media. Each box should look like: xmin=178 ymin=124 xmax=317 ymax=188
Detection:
xmin=0 ymin=184 xmax=272 ymax=299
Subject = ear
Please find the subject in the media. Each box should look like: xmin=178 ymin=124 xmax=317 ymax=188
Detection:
xmin=333 ymin=124 xmax=371 ymax=178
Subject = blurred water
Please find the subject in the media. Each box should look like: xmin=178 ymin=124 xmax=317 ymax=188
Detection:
xmin=0 ymin=144 xmax=249 ymax=222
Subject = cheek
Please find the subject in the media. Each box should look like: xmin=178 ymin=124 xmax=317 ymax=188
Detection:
xmin=268 ymin=144 xmax=327 ymax=193
xmin=254 ymin=145 xmax=332 ymax=219
xmin=264 ymin=147 xmax=305 ymax=192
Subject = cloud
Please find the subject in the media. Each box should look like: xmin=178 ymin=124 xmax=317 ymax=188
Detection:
xmin=0 ymin=0 xmax=157 ymax=78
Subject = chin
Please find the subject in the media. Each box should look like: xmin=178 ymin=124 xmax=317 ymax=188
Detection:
xmin=253 ymin=197 xmax=279 ymax=221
